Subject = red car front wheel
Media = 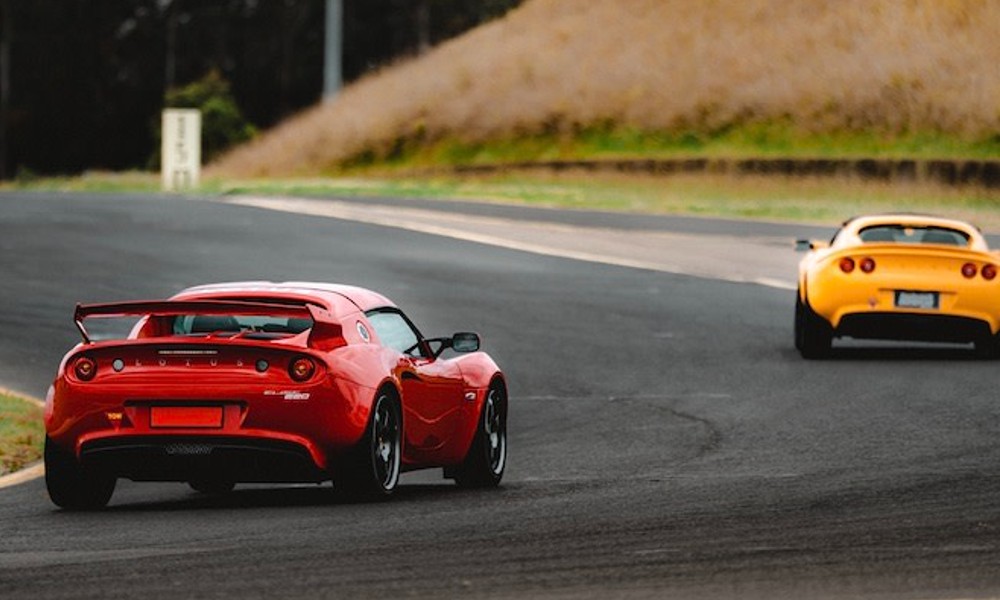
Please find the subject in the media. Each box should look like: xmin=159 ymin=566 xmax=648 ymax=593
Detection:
xmin=452 ymin=382 xmax=507 ymax=488
xmin=335 ymin=391 xmax=401 ymax=499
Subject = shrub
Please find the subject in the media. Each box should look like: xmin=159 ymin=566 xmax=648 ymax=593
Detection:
xmin=151 ymin=70 xmax=257 ymax=168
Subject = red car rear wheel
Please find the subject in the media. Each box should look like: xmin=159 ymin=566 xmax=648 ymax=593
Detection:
xmin=335 ymin=391 xmax=401 ymax=499
xmin=45 ymin=436 xmax=116 ymax=511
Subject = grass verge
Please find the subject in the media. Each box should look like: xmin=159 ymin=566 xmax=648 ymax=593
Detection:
xmin=0 ymin=393 xmax=44 ymax=476
xmin=216 ymin=171 xmax=1000 ymax=231
xmin=4 ymin=168 xmax=1000 ymax=230
xmin=1 ymin=170 xmax=163 ymax=194
xmin=354 ymin=126 xmax=1000 ymax=170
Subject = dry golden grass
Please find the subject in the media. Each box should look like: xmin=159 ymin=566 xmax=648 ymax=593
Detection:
xmin=211 ymin=0 xmax=1000 ymax=177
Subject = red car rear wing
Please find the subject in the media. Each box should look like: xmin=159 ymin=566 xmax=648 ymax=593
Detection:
xmin=73 ymin=300 xmax=344 ymax=350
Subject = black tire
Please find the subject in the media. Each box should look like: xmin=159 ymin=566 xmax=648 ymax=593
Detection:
xmin=795 ymin=291 xmax=833 ymax=360
xmin=188 ymin=479 xmax=236 ymax=495
xmin=973 ymin=334 xmax=1000 ymax=359
xmin=794 ymin=292 xmax=805 ymax=353
xmin=44 ymin=436 xmax=115 ymax=510
xmin=335 ymin=391 xmax=402 ymax=500
xmin=451 ymin=382 xmax=507 ymax=488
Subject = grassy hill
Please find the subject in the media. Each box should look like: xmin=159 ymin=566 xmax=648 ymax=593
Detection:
xmin=210 ymin=0 xmax=1000 ymax=177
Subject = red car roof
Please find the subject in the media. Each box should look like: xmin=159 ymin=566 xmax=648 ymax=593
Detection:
xmin=171 ymin=281 xmax=395 ymax=315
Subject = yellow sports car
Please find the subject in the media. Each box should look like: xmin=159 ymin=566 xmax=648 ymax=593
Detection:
xmin=795 ymin=214 xmax=1000 ymax=359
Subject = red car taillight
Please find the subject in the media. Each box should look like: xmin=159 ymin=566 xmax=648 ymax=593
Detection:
xmin=859 ymin=257 xmax=876 ymax=273
xmin=962 ymin=263 xmax=977 ymax=279
xmin=839 ymin=257 xmax=855 ymax=273
xmin=74 ymin=356 xmax=97 ymax=381
xmin=289 ymin=357 xmax=316 ymax=382
xmin=982 ymin=264 xmax=997 ymax=280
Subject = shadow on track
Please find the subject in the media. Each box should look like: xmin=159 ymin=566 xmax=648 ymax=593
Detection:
xmin=783 ymin=343 xmax=989 ymax=362
xmin=87 ymin=482 xmax=496 ymax=513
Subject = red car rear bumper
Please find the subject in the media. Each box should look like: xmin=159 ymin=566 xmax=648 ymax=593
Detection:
xmin=46 ymin=376 xmax=375 ymax=483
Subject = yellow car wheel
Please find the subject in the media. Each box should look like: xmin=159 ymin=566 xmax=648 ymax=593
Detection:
xmin=974 ymin=335 xmax=1000 ymax=359
xmin=795 ymin=292 xmax=832 ymax=359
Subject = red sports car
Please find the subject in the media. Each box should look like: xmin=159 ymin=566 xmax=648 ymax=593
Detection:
xmin=44 ymin=282 xmax=508 ymax=509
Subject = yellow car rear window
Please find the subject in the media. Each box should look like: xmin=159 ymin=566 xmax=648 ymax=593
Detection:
xmin=858 ymin=225 xmax=970 ymax=246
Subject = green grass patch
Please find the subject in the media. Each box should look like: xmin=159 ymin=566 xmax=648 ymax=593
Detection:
xmin=0 ymin=170 xmax=161 ymax=193
xmin=4 ymin=153 xmax=999 ymax=231
xmin=0 ymin=393 xmax=44 ymax=476
xmin=345 ymin=122 xmax=1000 ymax=170
xmin=216 ymin=171 xmax=1000 ymax=231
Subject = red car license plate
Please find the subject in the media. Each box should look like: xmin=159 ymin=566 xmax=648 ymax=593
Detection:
xmin=150 ymin=406 xmax=223 ymax=428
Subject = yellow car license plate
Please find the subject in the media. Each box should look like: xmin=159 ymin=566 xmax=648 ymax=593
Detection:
xmin=894 ymin=290 xmax=939 ymax=310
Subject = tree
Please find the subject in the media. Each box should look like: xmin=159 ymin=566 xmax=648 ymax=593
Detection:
xmin=152 ymin=69 xmax=256 ymax=166
xmin=0 ymin=0 xmax=523 ymax=177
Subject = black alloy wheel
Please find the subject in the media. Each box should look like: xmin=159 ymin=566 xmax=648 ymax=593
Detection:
xmin=452 ymin=382 xmax=507 ymax=488
xmin=337 ymin=391 xmax=402 ymax=499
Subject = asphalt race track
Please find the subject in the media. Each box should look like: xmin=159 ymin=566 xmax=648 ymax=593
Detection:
xmin=1 ymin=192 xmax=999 ymax=599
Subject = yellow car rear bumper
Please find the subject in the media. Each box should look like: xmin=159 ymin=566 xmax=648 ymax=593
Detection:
xmin=806 ymin=273 xmax=999 ymax=338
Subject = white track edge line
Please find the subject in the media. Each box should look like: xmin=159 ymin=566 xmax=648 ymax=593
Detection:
xmin=225 ymin=196 xmax=798 ymax=291
xmin=0 ymin=462 xmax=44 ymax=489
xmin=0 ymin=386 xmax=45 ymax=408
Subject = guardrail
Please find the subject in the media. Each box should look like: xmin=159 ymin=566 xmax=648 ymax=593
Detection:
xmin=449 ymin=158 xmax=1000 ymax=188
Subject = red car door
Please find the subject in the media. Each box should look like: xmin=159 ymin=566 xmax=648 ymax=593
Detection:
xmin=399 ymin=355 xmax=465 ymax=462
xmin=366 ymin=308 xmax=467 ymax=464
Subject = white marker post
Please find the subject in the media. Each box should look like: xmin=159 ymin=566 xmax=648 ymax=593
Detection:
xmin=161 ymin=108 xmax=201 ymax=191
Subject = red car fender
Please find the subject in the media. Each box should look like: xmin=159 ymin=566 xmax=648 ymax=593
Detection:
xmin=309 ymin=346 xmax=395 ymax=455
xmin=441 ymin=354 xmax=506 ymax=466
xmin=321 ymin=344 xmax=391 ymax=389
xmin=454 ymin=352 xmax=503 ymax=389
xmin=44 ymin=384 xmax=56 ymax=426
xmin=319 ymin=376 xmax=379 ymax=456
